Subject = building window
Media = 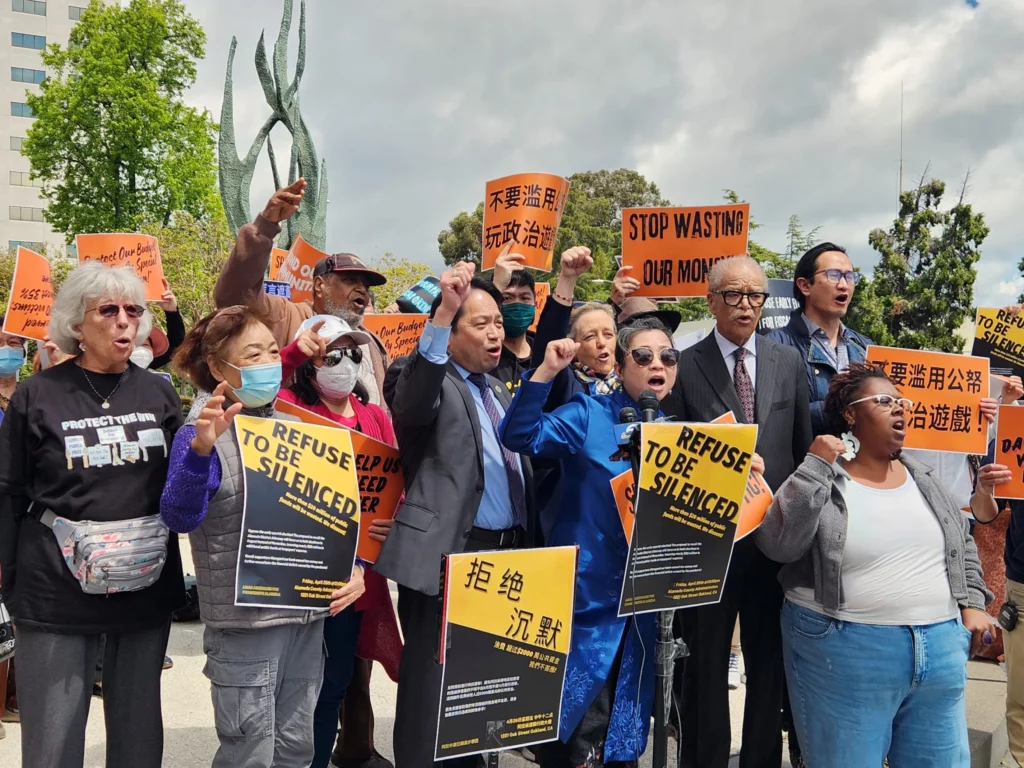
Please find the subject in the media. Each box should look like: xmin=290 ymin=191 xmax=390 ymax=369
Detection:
xmin=12 ymin=33 xmax=46 ymax=50
xmin=12 ymin=0 xmax=46 ymax=16
xmin=11 ymin=102 xmax=34 ymax=118
xmin=9 ymin=206 xmax=45 ymax=222
xmin=69 ymin=5 xmax=85 ymax=20
xmin=10 ymin=170 xmax=39 ymax=187
xmin=10 ymin=137 xmax=25 ymax=152
xmin=9 ymin=240 xmax=44 ymax=251
xmin=12 ymin=67 xmax=45 ymax=84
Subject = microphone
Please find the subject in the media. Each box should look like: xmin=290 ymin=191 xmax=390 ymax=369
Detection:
xmin=638 ymin=390 xmax=660 ymax=423
xmin=614 ymin=407 xmax=640 ymax=446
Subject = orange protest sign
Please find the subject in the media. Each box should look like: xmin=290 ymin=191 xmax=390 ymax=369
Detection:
xmin=482 ymin=173 xmax=570 ymax=272
xmin=529 ymin=282 xmax=550 ymax=334
xmin=3 ymin=246 xmax=53 ymax=341
xmin=620 ymin=204 xmax=749 ymax=298
xmin=360 ymin=314 xmax=428 ymax=361
xmin=268 ymin=248 xmax=289 ymax=281
xmin=277 ymin=235 xmax=327 ymax=305
xmin=996 ymin=405 xmax=1024 ymax=500
xmin=272 ymin=398 xmax=405 ymax=562
xmin=611 ymin=470 xmax=636 ymax=541
xmin=609 ymin=410 xmax=771 ymax=544
xmin=75 ymin=233 xmax=164 ymax=301
xmin=866 ymin=346 xmax=989 ymax=454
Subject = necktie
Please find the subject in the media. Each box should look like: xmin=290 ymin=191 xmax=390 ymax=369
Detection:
xmin=733 ymin=348 xmax=755 ymax=423
xmin=467 ymin=373 xmax=527 ymax=528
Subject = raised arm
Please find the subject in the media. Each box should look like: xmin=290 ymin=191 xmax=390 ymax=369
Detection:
xmin=757 ymin=437 xmax=844 ymax=563
xmin=388 ymin=262 xmax=474 ymax=427
xmin=214 ymin=180 xmax=305 ymax=310
xmin=500 ymin=339 xmax=589 ymax=459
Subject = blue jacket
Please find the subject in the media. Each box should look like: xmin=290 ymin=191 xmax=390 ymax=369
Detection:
xmin=768 ymin=310 xmax=872 ymax=436
xmin=500 ymin=377 xmax=657 ymax=762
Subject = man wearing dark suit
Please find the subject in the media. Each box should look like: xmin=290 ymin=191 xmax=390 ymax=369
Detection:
xmin=378 ymin=262 xmax=536 ymax=768
xmin=661 ymin=255 xmax=812 ymax=768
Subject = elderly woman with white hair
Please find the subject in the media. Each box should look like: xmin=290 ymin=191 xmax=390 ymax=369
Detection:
xmin=0 ymin=261 xmax=185 ymax=768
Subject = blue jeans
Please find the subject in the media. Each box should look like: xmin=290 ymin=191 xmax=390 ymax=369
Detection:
xmin=781 ymin=600 xmax=970 ymax=767
xmin=311 ymin=608 xmax=363 ymax=768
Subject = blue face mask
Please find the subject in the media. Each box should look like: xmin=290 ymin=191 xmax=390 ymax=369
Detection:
xmin=0 ymin=347 xmax=25 ymax=377
xmin=224 ymin=361 xmax=282 ymax=408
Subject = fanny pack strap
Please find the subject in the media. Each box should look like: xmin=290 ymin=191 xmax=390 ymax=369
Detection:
xmin=28 ymin=502 xmax=57 ymax=530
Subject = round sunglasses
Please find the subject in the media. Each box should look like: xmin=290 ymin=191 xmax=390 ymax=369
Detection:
xmin=629 ymin=347 xmax=680 ymax=368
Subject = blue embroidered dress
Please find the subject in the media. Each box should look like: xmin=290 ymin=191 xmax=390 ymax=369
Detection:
xmin=500 ymin=374 xmax=657 ymax=762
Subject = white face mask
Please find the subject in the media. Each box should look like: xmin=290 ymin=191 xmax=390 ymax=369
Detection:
xmin=314 ymin=357 xmax=359 ymax=400
xmin=130 ymin=346 xmax=154 ymax=369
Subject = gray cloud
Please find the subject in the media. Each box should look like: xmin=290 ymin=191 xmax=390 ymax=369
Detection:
xmin=182 ymin=0 xmax=1024 ymax=305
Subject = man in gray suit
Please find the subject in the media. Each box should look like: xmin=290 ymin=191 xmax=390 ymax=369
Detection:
xmin=661 ymin=256 xmax=812 ymax=768
xmin=378 ymin=261 xmax=536 ymax=768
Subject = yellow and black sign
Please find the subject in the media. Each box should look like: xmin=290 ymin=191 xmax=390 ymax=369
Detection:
xmin=435 ymin=546 xmax=577 ymax=761
xmin=973 ymin=307 xmax=1024 ymax=381
xmin=618 ymin=422 xmax=757 ymax=616
xmin=233 ymin=415 xmax=360 ymax=609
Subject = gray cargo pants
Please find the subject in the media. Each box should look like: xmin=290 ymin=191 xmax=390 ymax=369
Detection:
xmin=203 ymin=619 xmax=326 ymax=768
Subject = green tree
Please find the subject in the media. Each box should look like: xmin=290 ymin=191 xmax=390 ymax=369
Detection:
xmin=370 ymin=252 xmax=434 ymax=310
xmin=781 ymin=214 xmax=822 ymax=273
xmin=860 ymin=173 xmax=988 ymax=352
xmin=23 ymin=0 xmax=218 ymax=239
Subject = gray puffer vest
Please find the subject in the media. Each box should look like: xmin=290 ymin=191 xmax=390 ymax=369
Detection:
xmin=186 ymin=403 xmax=326 ymax=630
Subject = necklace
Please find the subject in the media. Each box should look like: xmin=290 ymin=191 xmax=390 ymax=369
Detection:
xmin=81 ymin=366 xmax=127 ymax=410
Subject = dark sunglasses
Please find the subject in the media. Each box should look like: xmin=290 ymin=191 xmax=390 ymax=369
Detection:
xmin=90 ymin=303 xmax=145 ymax=319
xmin=323 ymin=347 xmax=362 ymax=367
xmin=711 ymin=290 xmax=769 ymax=308
xmin=630 ymin=347 xmax=680 ymax=367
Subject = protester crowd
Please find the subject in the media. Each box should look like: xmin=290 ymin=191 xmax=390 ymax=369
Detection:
xmin=0 ymin=177 xmax=1022 ymax=768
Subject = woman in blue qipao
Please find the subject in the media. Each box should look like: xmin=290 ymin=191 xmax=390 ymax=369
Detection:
xmin=500 ymin=316 xmax=679 ymax=768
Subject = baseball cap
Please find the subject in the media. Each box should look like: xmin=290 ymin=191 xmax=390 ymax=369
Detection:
xmin=312 ymin=253 xmax=387 ymax=287
xmin=296 ymin=314 xmax=372 ymax=347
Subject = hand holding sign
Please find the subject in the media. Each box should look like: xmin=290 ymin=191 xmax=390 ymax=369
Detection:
xmin=190 ymin=382 xmax=243 ymax=456
xmin=981 ymin=397 xmax=998 ymax=424
xmin=977 ymin=463 xmax=1013 ymax=496
xmin=611 ymin=266 xmax=640 ymax=306
xmin=750 ymin=452 xmax=765 ymax=476
xmin=155 ymin=279 xmax=177 ymax=312
xmin=1003 ymin=376 xmax=1024 ymax=403
xmin=536 ymin=339 xmax=579 ymax=382
xmin=368 ymin=518 xmax=393 ymax=543
xmin=328 ymin=564 xmax=365 ymax=616
xmin=261 ymin=178 xmax=307 ymax=224
xmin=492 ymin=243 xmax=525 ymax=292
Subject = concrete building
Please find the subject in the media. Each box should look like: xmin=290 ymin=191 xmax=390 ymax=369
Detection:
xmin=0 ymin=0 xmax=83 ymax=255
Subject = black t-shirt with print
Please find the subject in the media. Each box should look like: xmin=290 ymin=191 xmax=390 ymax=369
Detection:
xmin=492 ymin=332 xmax=535 ymax=395
xmin=0 ymin=361 xmax=185 ymax=633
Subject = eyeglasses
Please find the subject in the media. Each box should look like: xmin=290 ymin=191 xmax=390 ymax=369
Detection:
xmin=630 ymin=347 xmax=680 ymax=368
xmin=323 ymin=347 xmax=362 ymax=367
xmin=711 ymin=291 xmax=769 ymax=308
xmin=847 ymin=394 xmax=913 ymax=411
xmin=89 ymin=303 xmax=145 ymax=319
xmin=814 ymin=269 xmax=862 ymax=286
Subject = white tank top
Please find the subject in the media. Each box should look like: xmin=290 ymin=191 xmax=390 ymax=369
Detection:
xmin=788 ymin=471 xmax=958 ymax=625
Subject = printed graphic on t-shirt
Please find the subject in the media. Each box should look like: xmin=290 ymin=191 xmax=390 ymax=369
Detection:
xmin=60 ymin=412 xmax=166 ymax=469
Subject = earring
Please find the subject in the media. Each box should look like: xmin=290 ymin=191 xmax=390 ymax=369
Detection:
xmin=840 ymin=430 xmax=860 ymax=460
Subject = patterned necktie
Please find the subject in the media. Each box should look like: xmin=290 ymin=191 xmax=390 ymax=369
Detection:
xmin=467 ymin=373 xmax=527 ymax=528
xmin=733 ymin=347 xmax=755 ymax=423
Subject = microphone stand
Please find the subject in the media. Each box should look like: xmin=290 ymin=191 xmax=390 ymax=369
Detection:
xmin=627 ymin=416 xmax=686 ymax=768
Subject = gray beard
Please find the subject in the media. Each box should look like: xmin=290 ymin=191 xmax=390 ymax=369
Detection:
xmin=321 ymin=301 xmax=362 ymax=327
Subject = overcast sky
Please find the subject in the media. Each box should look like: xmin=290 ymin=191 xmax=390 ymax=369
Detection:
xmin=180 ymin=0 xmax=1024 ymax=306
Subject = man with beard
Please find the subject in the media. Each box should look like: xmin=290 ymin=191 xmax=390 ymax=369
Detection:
xmin=213 ymin=179 xmax=394 ymax=768
xmin=214 ymin=179 xmax=390 ymax=407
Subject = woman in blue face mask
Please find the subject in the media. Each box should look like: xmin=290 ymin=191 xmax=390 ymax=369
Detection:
xmin=160 ymin=305 xmax=366 ymax=768
xmin=0 ymin=324 xmax=26 ymax=428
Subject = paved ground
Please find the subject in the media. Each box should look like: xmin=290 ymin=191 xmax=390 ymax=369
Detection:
xmin=0 ymin=539 xmax=1006 ymax=766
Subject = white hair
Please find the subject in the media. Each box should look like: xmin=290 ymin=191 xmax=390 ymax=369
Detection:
xmin=49 ymin=262 xmax=152 ymax=355
xmin=708 ymin=255 xmax=767 ymax=292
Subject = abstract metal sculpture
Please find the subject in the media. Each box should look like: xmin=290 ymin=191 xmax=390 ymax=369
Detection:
xmin=218 ymin=0 xmax=328 ymax=250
